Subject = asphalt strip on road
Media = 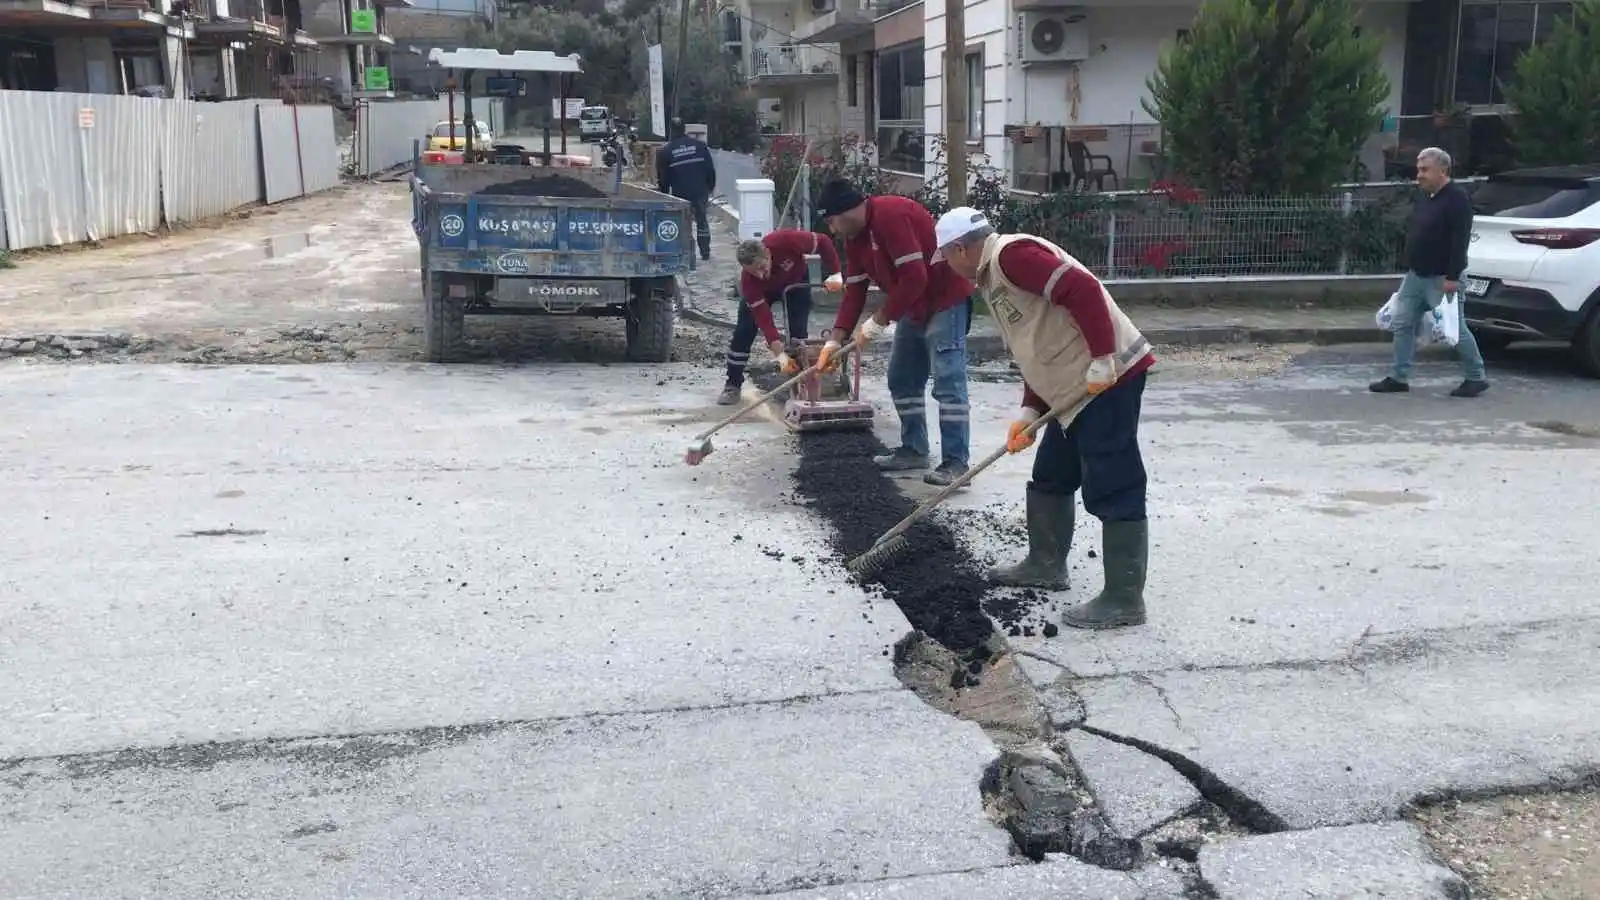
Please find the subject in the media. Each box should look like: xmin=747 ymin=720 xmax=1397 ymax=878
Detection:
xmin=793 ymin=429 xmax=997 ymax=654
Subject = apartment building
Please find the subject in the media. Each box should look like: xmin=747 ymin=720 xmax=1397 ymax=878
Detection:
xmin=824 ymin=0 xmax=1573 ymax=191
xmin=0 ymin=0 xmax=323 ymax=100
xmin=725 ymin=0 xmax=844 ymax=137
xmin=301 ymin=0 xmax=408 ymax=102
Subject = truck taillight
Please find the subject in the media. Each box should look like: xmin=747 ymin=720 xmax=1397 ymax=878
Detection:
xmin=1510 ymin=228 xmax=1600 ymax=250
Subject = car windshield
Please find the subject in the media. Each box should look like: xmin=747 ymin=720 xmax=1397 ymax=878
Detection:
xmin=580 ymin=109 xmax=608 ymax=120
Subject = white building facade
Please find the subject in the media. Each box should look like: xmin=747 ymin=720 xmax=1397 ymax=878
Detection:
xmin=917 ymin=0 xmax=1411 ymax=191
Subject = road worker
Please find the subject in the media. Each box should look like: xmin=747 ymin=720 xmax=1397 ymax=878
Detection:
xmin=813 ymin=179 xmax=976 ymax=487
xmin=719 ymin=229 xmax=844 ymax=405
xmin=930 ymin=206 xmax=1156 ymax=630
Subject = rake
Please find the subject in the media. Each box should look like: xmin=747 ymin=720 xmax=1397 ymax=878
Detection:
xmin=845 ymin=393 xmax=1094 ymax=578
xmin=683 ymin=337 xmax=864 ymax=466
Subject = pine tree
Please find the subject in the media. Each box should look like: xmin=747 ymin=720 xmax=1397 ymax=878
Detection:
xmin=1143 ymin=0 xmax=1390 ymax=195
xmin=1503 ymin=0 xmax=1600 ymax=167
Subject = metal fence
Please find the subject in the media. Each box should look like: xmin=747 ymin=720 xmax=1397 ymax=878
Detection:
xmin=351 ymin=95 xmax=506 ymax=177
xmin=0 ymin=90 xmax=342 ymax=251
xmin=994 ymin=189 xmax=1411 ymax=280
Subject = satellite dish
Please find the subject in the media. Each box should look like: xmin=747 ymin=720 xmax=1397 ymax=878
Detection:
xmin=1031 ymin=18 xmax=1065 ymax=55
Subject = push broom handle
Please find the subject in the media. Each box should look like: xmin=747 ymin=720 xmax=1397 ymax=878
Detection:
xmin=690 ymin=337 xmax=864 ymax=444
xmin=868 ymin=393 xmax=1095 ymax=549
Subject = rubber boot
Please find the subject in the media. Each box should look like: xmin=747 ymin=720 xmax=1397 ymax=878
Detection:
xmin=987 ymin=487 xmax=1073 ymax=589
xmin=1061 ymin=519 xmax=1148 ymax=629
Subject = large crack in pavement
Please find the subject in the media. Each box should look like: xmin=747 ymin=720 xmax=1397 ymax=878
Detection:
xmin=789 ymin=426 xmax=1236 ymax=894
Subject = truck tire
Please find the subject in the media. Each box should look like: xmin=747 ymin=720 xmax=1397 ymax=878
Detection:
xmin=424 ymin=272 xmax=464 ymax=363
xmin=626 ymin=278 xmax=676 ymax=363
xmin=1574 ymin=307 xmax=1600 ymax=379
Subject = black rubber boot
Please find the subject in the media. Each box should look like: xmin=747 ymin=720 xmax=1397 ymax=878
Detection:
xmin=873 ymin=447 xmax=929 ymax=472
xmin=1062 ymin=519 xmax=1148 ymax=629
xmin=987 ymin=487 xmax=1073 ymax=589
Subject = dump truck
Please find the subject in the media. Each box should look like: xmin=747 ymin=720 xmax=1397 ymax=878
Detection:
xmin=410 ymin=49 xmax=695 ymax=362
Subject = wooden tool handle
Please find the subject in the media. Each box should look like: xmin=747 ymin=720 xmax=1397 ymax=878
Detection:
xmin=692 ymin=338 xmax=862 ymax=442
xmin=873 ymin=394 xmax=1092 ymax=547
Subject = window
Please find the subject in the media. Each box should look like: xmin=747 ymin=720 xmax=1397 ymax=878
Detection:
xmin=874 ymin=41 xmax=924 ymax=173
xmin=847 ymin=53 xmax=858 ymax=107
xmin=965 ymin=51 xmax=983 ymax=141
xmin=1454 ymin=1 xmax=1574 ymax=106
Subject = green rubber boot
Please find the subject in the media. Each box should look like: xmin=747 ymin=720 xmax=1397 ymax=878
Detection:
xmin=1062 ymin=519 xmax=1148 ymax=630
xmin=987 ymin=487 xmax=1074 ymax=590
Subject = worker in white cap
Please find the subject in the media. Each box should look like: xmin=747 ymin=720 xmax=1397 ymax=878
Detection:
xmin=930 ymin=206 xmax=1156 ymax=630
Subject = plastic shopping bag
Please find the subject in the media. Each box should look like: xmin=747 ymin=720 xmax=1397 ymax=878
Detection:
xmin=1431 ymin=292 xmax=1462 ymax=347
xmin=1375 ymin=293 xmax=1403 ymax=332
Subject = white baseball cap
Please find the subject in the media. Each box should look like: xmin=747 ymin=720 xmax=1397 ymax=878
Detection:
xmin=930 ymin=207 xmax=990 ymax=263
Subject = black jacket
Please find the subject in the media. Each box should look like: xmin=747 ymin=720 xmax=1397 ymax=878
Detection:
xmin=656 ymin=136 xmax=716 ymax=200
xmin=1402 ymin=181 xmax=1473 ymax=280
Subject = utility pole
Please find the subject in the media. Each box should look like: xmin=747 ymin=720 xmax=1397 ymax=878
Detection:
xmin=669 ymin=0 xmax=691 ymax=125
xmin=943 ymin=0 xmax=967 ymax=206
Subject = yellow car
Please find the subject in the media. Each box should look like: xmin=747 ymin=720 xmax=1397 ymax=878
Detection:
xmin=426 ymin=119 xmax=494 ymax=153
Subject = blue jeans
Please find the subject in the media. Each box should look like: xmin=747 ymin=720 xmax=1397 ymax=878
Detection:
xmin=1032 ymin=371 xmax=1148 ymax=522
xmin=1390 ymin=272 xmax=1486 ymax=382
xmin=887 ymin=302 xmax=971 ymax=467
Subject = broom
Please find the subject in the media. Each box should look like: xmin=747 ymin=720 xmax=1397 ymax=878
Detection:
xmin=845 ymin=393 xmax=1094 ymax=578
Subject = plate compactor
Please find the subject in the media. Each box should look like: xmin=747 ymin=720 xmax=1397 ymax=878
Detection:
xmin=782 ymin=336 xmax=874 ymax=433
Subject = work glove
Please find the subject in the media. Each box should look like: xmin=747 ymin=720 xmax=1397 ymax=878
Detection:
xmin=817 ymin=340 xmax=843 ymax=373
xmin=1006 ymin=408 xmax=1042 ymax=454
xmin=1086 ymin=354 xmax=1118 ymax=395
xmin=770 ymin=340 xmax=801 ymax=375
xmin=823 ymin=273 xmax=845 ymax=293
xmin=852 ymin=315 xmax=888 ymax=347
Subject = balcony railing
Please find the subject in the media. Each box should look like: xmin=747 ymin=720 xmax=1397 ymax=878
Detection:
xmin=751 ymin=43 xmax=839 ymax=79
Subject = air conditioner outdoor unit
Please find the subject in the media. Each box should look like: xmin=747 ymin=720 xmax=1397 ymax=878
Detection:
xmin=811 ymin=0 xmax=835 ymax=12
xmin=1016 ymin=9 xmax=1089 ymax=65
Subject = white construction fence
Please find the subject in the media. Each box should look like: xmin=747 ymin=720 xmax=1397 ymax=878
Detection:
xmin=352 ymin=95 xmax=506 ymax=177
xmin=0 ymin=90 xmax=341 ymax=251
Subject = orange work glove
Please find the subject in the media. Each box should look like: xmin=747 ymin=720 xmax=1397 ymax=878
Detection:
xmin=770 ymin=340 xmax=801 ymax=375
xmin=1086 ymin=355 xmax=1117 ymax=395
xmin=816 ymin=339 xmax=842 ymax=373
xmin=1006 ymin=408 xmax=1043 ymax=454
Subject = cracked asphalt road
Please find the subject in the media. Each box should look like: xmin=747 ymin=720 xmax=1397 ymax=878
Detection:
xmin=4 ymin=181 xmax=1599 ymax=898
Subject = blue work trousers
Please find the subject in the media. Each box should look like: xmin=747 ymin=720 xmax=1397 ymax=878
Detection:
xmin=887 ymin=301 xmax=971 ymax=468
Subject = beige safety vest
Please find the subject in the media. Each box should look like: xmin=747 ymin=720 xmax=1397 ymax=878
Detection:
xmin=975 ymin=232 xmax=1150 ymax=426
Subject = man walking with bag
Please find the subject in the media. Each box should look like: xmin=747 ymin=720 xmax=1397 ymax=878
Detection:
xmin=1370 ymin=147 xmax=1489 ymax=397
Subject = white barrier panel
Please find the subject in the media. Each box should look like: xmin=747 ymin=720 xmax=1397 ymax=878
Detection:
xmin=0 ymin=90 xmax=91 ymax=249
xmin=0 ymin=91 xmax=166 ymax=248
xmin=161 ymin=99 xmax=267 ymax=223
xmin=295 ymin=106 xmax=341 ymax=195
xmin=258 ymin=104 xmax=304 ymax=204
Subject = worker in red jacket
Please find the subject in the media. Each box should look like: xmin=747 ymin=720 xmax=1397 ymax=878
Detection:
xmin=813 ymin=180 xmax=976 ymax=486
xmin=931 ymin=206 xmax=1156 ymax=630
xmin=718 ymin=229 xmax=844 ymax=405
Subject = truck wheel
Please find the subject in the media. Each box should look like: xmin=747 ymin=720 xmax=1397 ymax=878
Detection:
xmin=1573 ymin=307 xmax=1600 ymax=378
xmin=626 ymin=278 xmax=676 ymax=363
xmin=424 ymin=272 xmax=464 ymax=363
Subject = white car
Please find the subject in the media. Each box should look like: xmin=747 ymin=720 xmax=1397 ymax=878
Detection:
xmin=578 ymin=105 xmax=612 ymax=139
xmin=1462 ymin=165 xmax=1600 ymax=376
